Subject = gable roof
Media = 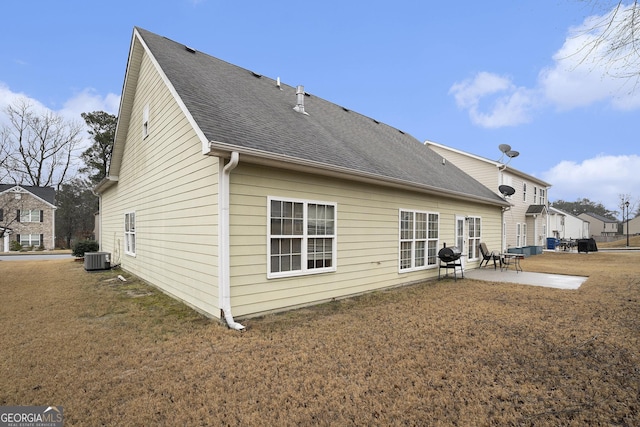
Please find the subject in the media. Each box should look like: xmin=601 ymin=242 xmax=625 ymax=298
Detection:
xmin=549 ymin=206 xmax=585 ymax=220
xmin=424 ymin=140 xmax=552 ymax=188
xmin=0 ymin=184 xmax=56 ymax=206
xmin=581 ymin=212 xmax=618 ymax=223
xmin=105 ymin=27 xmax=508 ymax=207
xmin=526 ymin=204 xmax=548 ymax=215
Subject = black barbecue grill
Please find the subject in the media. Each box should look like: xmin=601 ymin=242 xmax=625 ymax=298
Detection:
xmin=438 ymin=244 xmax=464 ymax=280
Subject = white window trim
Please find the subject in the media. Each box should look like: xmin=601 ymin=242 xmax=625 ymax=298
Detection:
xmin=267 ymin=196 xmax=337 ymax=279
xmin=20 ymin=209 xmax=41 ymax=223
xmin=20 ymin=234 xmax=41 ymax=246
xmin=398 ymin=208 xmax=439 ymax=273
xmin=467 ymin=216 xmax=482 ymax=261
xmin=124 ymin=211 xmax=136 ymax=257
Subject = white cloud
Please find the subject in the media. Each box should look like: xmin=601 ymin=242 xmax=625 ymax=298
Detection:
xmin=542 ymin=154 xmax=640 ymax=212
xmin=449 ymin=72 xmax=536 ymax=128
xmin=58 ymin=88 xmax=120 ymax=122
xmin=539 ymin=5 xmax=640 ymax=111
xmin=452 ymin=5 xmax=640 ymax=128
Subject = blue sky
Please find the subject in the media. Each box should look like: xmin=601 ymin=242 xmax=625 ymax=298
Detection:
xmin=1 ymin=1 xmax=638 ymax=215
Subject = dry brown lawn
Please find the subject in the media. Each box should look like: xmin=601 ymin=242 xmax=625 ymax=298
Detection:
xmin=1 ymin=251 xmax=639 ymax=426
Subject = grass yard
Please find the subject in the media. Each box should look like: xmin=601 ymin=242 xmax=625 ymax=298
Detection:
xmin=1 ymin=250 xmax=639 ymax=426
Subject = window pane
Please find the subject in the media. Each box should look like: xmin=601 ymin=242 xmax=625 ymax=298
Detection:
xmin=308 ymin=238 xmax=332 ymax=269
xmin=415 ymin=241 xmax=426 ymax=267
xmin=271 ymin=200 xmax=281 ymax=217
xmin=427 ymin=241 xmax=437 ymax=265
xmin=283 ymin=201 xmax=292 ymax=218
xmin=415 ymin=213 xmax=427 ymax=239
xmin=428 ymin=214 xmax=438 ymax=239
xmin=283 ymin=219 xmax=293 ymax=235
xmin=400 ymin=211 xmax=413 ymax=240
xmin=292 ymin=254 xmax=302 ymax=270
xmin=271 ymin=218 xmax=282 ymax=235
xmin=281 ymin=255 xmax=291 ymax=272
xmin=400 ymin=241 xmax=412 ymax=269
xmin=271 ymin=239 xmax=280 ymax=255
xmin=271 ymin=256 xmax=280 ymax=273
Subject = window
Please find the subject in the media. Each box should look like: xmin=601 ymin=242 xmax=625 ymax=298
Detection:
xmin=540 ymin=188 xmax=546 ymax=205
xmin=399 ymin=209 xmax=439 ymax=272
xmin=268 ymin=198 xmax=336 ymax=278
xmin=19 ymin=209 xmax=43 ymax=223
xmin=534 ymin=187 xmax=537 ymax=204
xmin=522 ymin=223 xmax=527 ymax=246
xmin=523 ymin=183 xmax=527 ymax=202
xmin=142 ymin=104 xmax=149 ymax=139
xmin=516 ymin=223 xmax=521 ymax=247
xmin=467 ymin=217 xmax=481 ymax=260
xmin=124 ymin=212 xmax=136 ymax=256
xmin=19 ymin=234 xmax=41 ymax=247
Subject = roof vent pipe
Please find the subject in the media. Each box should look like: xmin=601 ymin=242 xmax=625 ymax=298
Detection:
xmin=293 ymin=85 xmax=308 ymax=115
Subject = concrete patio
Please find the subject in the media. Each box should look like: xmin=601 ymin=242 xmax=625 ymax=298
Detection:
xmin=464 ymin=268 xmax=587 ymax=290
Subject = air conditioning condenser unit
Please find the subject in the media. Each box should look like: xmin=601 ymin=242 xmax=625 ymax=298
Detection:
xmin=84 ymin=252 xmax=111 ymax=271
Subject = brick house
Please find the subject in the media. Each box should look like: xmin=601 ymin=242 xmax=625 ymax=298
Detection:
xmin=0 ymin=184 xmax=57 ymax=251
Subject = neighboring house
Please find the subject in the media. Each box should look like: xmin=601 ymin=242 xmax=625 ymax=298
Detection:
xmin=548 ymin=206 xmax=589 ymax=240
xmin=95 ymin=27 xmax=509 ymax=325
xmin=0 ymin=184 xmax=57 ymax=252
xmin=425 ymin=141 xmax=551 ymax=252
xmin=579 ymin=212 xmax=618 ymax=237
xmin=623 ymin=215 xmax=640 ymax=236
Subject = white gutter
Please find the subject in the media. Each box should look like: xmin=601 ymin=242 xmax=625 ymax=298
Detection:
xmin=219 ymin=151 xmax=245 ymax=330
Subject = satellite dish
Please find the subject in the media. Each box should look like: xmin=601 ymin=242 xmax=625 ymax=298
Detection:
xmin=506 ymin=150 xmax=519 ymax=159
xmin=498 ymin=144 xmax=512 ymax=154
xmin=499 ymin=185 xmax=515 ymax=197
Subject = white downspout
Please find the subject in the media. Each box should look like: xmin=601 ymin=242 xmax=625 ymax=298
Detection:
xmin=219 ymin=151 xmax=245 ymax=330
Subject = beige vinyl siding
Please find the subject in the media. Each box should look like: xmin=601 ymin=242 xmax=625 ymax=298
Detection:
xmin=228 ymin=164 xmax=502 ymax=318
xmin=428 ymin=145 xmax=499 ymax=191
xmin=100 ymin=51 xmax=221 ymax=318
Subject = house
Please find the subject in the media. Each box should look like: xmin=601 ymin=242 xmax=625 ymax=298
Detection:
xmin=623 ymin=215 xmax=640 ymax=236
xmin=425 ymin=141 xmax=551 ymax=253
xmin=579 ymin=212 xmax=618 ymax=238
xmin=0 ymin=184 xmax=57 ymax=252
xmin=548 ymin=206 xmax=589 ymax=240
xmin=95 ymin=28 xmax=509 ymax=326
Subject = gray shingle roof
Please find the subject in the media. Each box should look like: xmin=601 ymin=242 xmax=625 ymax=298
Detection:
xmin=526 ymin=205 xmax=547 ymax=215
xmin=135 ymin=28 xmax=506 ymax=206
xmin=0 ymin=184 xmax=56 ymax=205
xmin=582 ymin=212 xmax=618 ymax=223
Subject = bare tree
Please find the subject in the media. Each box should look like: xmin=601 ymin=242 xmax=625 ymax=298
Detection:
xmin=575 ymin=1 xmax=640 ymax=83
xmin=0 ymin=133 xmax=10 ymax=183
xmin=2 ymin=98 xmax=83 ymax=190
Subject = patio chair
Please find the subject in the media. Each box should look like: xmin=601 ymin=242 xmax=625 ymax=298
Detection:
xmin=478 ymin=242 xmax=500 ymax=269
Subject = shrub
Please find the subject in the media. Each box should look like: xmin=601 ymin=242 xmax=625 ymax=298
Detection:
xmin=9 ymin=240 xmax=22 ymax=251
xmin=72 ymin=240 xmax=99 ymax=257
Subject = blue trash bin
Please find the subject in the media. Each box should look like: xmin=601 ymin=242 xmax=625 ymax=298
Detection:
xmin=546 ymin=237 xmax=558 ymax=250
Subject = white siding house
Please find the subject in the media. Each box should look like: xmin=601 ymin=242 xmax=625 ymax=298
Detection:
xmin=548 ymin=206 xmax=589 ymax=241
